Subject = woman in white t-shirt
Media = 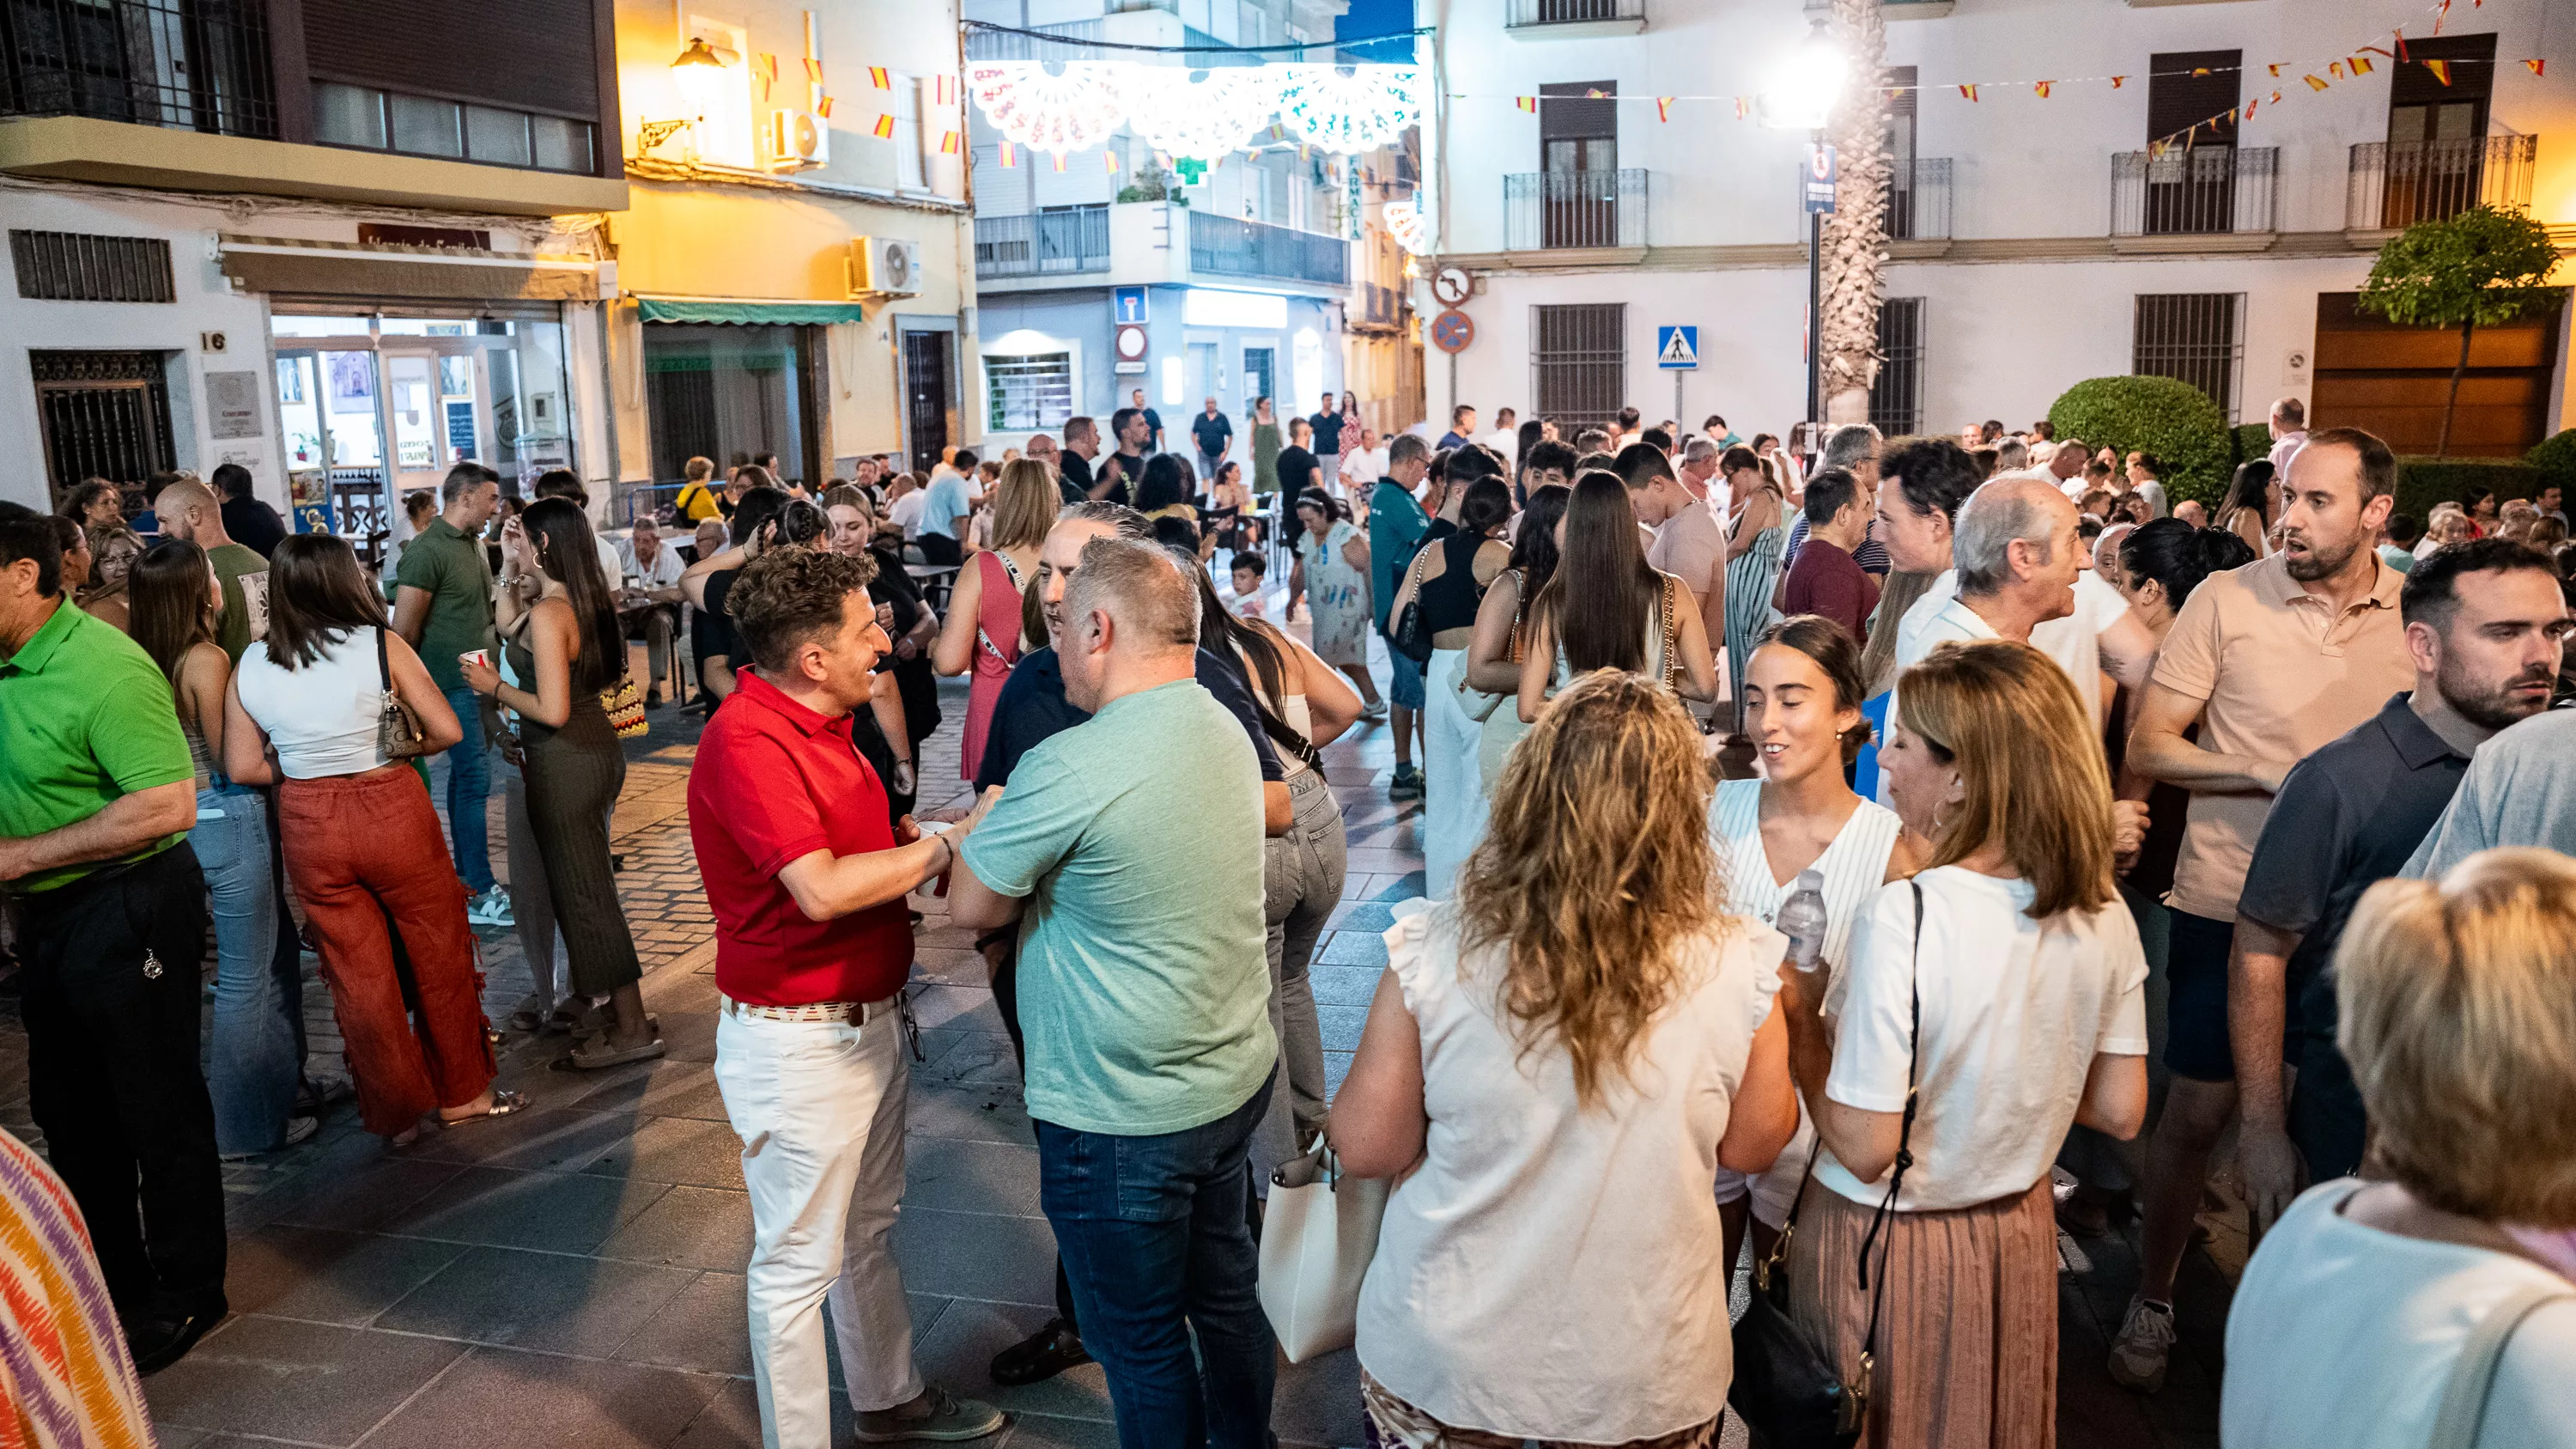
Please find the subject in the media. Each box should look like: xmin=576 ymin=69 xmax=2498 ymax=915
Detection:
xmin=1710 ymin=618 xmax=1920 ymax=1279
xmin=1777 ymin=638 xmax=2149 ymax=1449
xmin=1334 ymin=671 xmax=1797 ymax=1449
xmin=2224 ymin=848 xmax=2576 ymax=1449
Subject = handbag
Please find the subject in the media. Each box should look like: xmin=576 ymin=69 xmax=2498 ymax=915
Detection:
xmin=1727 ymin=882 xmax=1925 ymax=1449
xmin=1390 ymin=542 xmax=1437 ymax=665
xmin=1258 ymin=1142 xmax=1391 ymax=1363
xmin=2429 ymin=1281 xmax=2576 ymax=1449
xmin=1658 ymin=574 xmax=1686 ymax=694
xmin=601 ymin=673 xmax=648 ymax=740
xmin=374 ymin=627 xmax=428 ymax=759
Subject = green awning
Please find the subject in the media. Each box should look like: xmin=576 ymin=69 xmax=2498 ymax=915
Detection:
xmin=636 ymin=298 xmax=870 ymax=325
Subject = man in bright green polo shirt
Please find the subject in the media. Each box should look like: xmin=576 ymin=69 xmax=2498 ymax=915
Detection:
xmin=391 ymin=461 xmax=509 ymax=924
xmin=950 ymin=533 xmax=1276 ymax=1445
xmin=0 ymin=501 xmax=228 ymax=1373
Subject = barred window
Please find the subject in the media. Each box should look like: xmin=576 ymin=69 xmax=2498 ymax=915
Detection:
xmin=9 ymin=231 xmax=175 ymax=302
xmin=1530 ymin=303 xmax=1624 ymax=432
xmin=987 ymin=352 xmax=1073 ymax=433
xmin=1870 ymin=297 xmax=1925 ymax=439
xmin=2135 ymin=294 xmax=2245 ymax=422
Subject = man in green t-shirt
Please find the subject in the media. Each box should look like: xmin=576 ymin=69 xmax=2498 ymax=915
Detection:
xmin=154 ymin=477 xmax=269 ymax=662
xmin=952 ymin=533 xmax=1276 ymax=1438
xmin=0 ymin=502 xmax=228 ymax=1373
xmin=391 ymin=462 xmax=509 ymax=923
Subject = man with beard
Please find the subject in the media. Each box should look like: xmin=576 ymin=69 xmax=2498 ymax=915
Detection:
xmin=2111 ymin=428 xmax=2416 ymax=1394
xmin=2229 ymin=538 xmax=2571 ymax=1233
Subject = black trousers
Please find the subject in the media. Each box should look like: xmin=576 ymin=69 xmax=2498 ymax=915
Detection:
xmin=917 ymin=533 xmax=963 ymax=567
xmin=20 ymin=843 xmax=228 ymax=1321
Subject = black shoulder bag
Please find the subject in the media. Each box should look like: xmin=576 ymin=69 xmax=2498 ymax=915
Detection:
xmin=1727 ymin=881 xmax=1924 ymax=1449
xmin=1390 ymin=540 xmax=1437 ymax=664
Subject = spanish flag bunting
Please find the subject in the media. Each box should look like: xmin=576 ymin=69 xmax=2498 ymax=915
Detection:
xmin=2330 ymin=60 xmax=2345 ymax=78
xmin=2529 ymin=58 xmax=2549 ymax=76
xmin=2244 ymin=96 xmax=2257 ymax=119
xmin=1104 ymin=150 xmax=1119 ymax=174
xmin=1051 ymin=150 xmax=1066 ymax=172
xmin=939 ymin=130 xmax=960 ymax=155
xmin=2111 ymin=75 xmax=2126 ymax=88
xmin=936 ymin=75 xmax=957 ymax=106
xmin=2034 ymin=81 xmax=2051 ymax=99
xmin=2149 ymin=140 xmax=2166 ymax=161
xmin=2191 ymin=67 xmax=2210 ymax=76
xmin=1655 ymin=96 xmax=1674 ymax=121
xmin=871 ymin=113 xmax=895 ymax=138
xmin=2269 ymin=63 xmax=2284 ymax=76
xmin=2349 ymin=56 xmax=2374 ymax=76
xmin=2426 ymin=58 xmax=2454 ymax=84
xmin=998 ymin=140 xmax=1016 ymax=167
xmin=1299 ymin=143 xmax=1312 ymax=160
xmin=869 ymin=66 xmax=890 ymax=88
xmin=2360 ymin=44 xmax=2393 ymax=58
xmin=758 ymin=52 xmax=779 ymax=80
xmin=1959 ymin=83 xmax=1978 ymax=100
xmin=802 ymin=58 xmax=823 ymax=82
xmin=1734 ymin=96 xmax=1751 ymax=119
xmin=2396 ymin=32 xmax=2410 ymax=62
xmin=1515 ymin=95 xmax=1537 ymax=113
xmin=2437 ymin=0 xmax=2451 ymax=30
xmin=817 ymin=94 xmax=833 ymax=118
xmin=2306 ymin=72 xmax=2331 ymax=90
xmin=2272 ymin=89 xmax=2283 ymax=104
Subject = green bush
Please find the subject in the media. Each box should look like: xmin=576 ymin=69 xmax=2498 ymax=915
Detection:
xmin=2523 ymin=429 xmax=2576 ymax=490
xmin=2233 ymin=423 xmax=2273 ymax=467
xmin=2392 ymin=457 xmax=2543 ymax=522
xmin=2046 ymin=376 xmax=2233 ymax=505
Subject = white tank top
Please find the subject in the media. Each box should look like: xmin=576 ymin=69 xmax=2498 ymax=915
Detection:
xmin=234 ymin=626 xmax=394 ymax=779
xmin=1233 ymin=640 xmax=1313 ymax=777
xmin=1708 ymin=778 xmax=1904 ymax=1012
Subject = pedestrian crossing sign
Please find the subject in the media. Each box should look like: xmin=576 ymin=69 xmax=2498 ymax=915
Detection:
xmin=1658 ymin=326 xmax=1698 ymax=370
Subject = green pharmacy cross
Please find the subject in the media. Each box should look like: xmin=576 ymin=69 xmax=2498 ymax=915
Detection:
xmin=1173 ymin=157 xmax=1209 ymax=186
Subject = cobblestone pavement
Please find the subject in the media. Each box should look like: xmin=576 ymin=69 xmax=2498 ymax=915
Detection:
xmin=0 ymin=643 xmax=2234 ymax=1449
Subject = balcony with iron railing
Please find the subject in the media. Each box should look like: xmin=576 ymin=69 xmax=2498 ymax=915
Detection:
xmin=2111 ymin=146 xmax=2278 ymax=240
xmin=0 ymin=0 xmax=276 ymax=137
xmin=2348 ymin=136 xmax=2538 ymax=231
xmin=975 ymin=205 xmax=1113 ymax=281
xmin=1504 ymin=0 xmax=1646 ymax=36
xmin=1353 ymin=281 xmax=1404 ymax=330
xmin=1505 ymin=168 xmax=1649 ymax=251
xmin=1883 ymin=156 xmax=1952 ymax=242
xmin=1188 ymin=210 xmax=1349 ymax=286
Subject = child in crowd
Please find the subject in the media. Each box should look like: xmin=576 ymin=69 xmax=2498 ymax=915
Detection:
xmin=1230 ymin=551 xmax=1269 ymax=620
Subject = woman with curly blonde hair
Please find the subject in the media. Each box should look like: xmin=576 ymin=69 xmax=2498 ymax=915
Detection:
xmin=1334 ymin=669 xmax=1797 ymax=1449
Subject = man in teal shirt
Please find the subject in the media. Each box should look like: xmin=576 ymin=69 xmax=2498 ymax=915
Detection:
xmin=0 ymin=502 xmax=228 ymax=1373
xmin=953 ymin=534 xmax=1276 ymax=1447
xmin=1368 ymin=431 xmax=1434 ymax=797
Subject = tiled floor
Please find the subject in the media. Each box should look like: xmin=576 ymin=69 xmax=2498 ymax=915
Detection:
xmin=0 ymin=641 xmax=2233 ymax=1449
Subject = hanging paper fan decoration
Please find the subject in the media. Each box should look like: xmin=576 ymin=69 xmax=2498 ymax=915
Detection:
xmin=1271 ymin=65 xmax=1425 ymax=153
xmin=966 ymin=62 xmax=1127 ymax=155
xmin=1381 ymin=198 xmax=1428 ymax=255
xmin=1118 ymin=67 xmax=1281 ymax=161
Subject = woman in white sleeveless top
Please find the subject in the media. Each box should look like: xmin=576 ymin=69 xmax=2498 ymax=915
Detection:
xmin=1708 ymin=616 xmax=1920 ymax=1277
xmin=1515 ymin=472 xmax=1718 ymax=725
xmin=1335 ymin=672 xmax=1796 ymax=1449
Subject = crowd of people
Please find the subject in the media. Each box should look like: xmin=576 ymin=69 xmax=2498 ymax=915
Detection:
xmin=5 ymin=383 xmax=2576 ymax=1449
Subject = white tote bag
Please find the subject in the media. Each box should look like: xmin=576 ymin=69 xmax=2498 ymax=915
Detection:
xmin=1258 ymin=1143 xmax=1389 ymax=1362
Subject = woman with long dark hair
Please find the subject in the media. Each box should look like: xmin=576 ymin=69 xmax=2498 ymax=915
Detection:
xmin=1515 ymin=472 xmax=1719 ymax=722
xmin=1133 ymin=453 xmax=1200 ymax=539
xmin=227 ymin=535 xmax=512 ymax=1145
xmin=933 ymin=459 xmax=1056 ymax=783
xmin=131 ymin=539 xmax=307 ymax=1155
xmin=1391 ymin=475 xmax=1513 ymax=896
xmin=462 ymin=498 xmax=661 ymax=1068
xmin=2218 ymin=459 xmax=2275 ymax=557
xmin=1466 ymin=480 xmax=1567 ymax=792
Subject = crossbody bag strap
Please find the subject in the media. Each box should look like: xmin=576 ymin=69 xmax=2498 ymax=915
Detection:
xmin=975 ymin=551 xmax=1027 ymax=666
xmin=1854 ymin=880 xmax=1926 ymax=1384
xmin=375 ymin=624 xmax=392 ymax=694
xmin=1504 ymin=568 xmax=1530 ymax=664
xmin=2429 ymin=1282 xmax=2576 ymax=1449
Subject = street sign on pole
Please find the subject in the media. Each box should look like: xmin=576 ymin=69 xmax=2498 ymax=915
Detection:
xmin=1113 ymin=286 xmax=1149 ymax=324
xmin=1656 ymin=326 xmax=1698 ymax=370
xmin=1802 ymin=143 xmax=1838 ymax=214
xmin=1430 ymin=309 xmax=1474 ymax=354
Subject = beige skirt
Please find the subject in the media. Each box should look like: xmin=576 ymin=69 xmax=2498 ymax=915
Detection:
xmin=1782 ymin=1175 xmax=2058 ymax=1449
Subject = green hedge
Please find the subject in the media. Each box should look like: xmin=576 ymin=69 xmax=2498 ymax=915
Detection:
xmin=2046 ymin=376 xmax=2233 ymax=505
xmin=2524 ymin=429 xmax=2576 ymax=490
xmin=2391 ymin=458 xmax=2543 ymax=523
xmin=2233 ymin=423 xmax=2273 ymax=467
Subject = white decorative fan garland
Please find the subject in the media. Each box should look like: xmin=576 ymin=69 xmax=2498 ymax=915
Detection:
xmin=968 ymin=62 xmax=1422 ymax=161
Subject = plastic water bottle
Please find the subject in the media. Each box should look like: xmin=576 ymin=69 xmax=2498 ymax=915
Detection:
xmin=1778 ymin=868 xmax=1829 ymax=973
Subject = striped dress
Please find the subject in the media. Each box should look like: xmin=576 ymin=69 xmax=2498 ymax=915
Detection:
xmin=1706 ymin=778 xmax=1905 ymax=1227
xmin=1 ymin=1128 xmax=155 ymax=1449
xmin=1724 ymin=501 xmax=1788 ymax=692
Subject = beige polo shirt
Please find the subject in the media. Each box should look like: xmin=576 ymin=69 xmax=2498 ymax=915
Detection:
xmin=2151 ymin=551 xmax=2413 ymax=922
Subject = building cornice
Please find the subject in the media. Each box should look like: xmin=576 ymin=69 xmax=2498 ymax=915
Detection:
xmin=623 ymin=155 xmax=969 ymax=216
xmin=1441 ymin=229 xmax=2397 ymax=274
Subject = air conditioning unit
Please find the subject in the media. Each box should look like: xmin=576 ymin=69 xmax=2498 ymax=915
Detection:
xmin=768 ymin=108 xmax=827 ymax=170
xmin=848 ymin=236 xmax=922 ymax=296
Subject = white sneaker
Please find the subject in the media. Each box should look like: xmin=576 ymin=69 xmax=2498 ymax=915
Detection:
xmin=1358 ymin=699 xmax=1388 ymax=721
xmin=2107 ymin=1294 xmax=2176 ymax=1393
xmin=466 ymin=885 xmax=515 ymax=928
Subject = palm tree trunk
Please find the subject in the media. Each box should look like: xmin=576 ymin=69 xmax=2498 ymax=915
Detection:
xmin=2438 ymin=316 xmax=2475 ymax=458
xmin=1818 ymin=0 xmax=1890 ymax=427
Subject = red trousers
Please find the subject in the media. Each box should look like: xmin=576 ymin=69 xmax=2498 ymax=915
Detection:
xmin=277 ymin=767 xmax=495 ymax=1135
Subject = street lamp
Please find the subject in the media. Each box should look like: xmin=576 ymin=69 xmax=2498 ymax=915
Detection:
xmin=1761 ymin=20 xmax=1845 ymax=426
xmin=641 ymin=38 xmax=729 ymax=152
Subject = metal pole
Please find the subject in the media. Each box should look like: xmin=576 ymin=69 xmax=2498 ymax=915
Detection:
xmin=1674 ymin=369 xmax=1684 ymax=431
xmin=1807 ymin=127 xmax=1824 ymax=427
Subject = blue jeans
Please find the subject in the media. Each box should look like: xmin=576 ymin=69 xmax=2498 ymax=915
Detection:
xmin=1036 ymin=1073 xmax=1277 ymax=1449
xmin=440 ymin=686 xmax=495 ymax=892
xmin=191 ymin=786 xmax=300 ymax=1154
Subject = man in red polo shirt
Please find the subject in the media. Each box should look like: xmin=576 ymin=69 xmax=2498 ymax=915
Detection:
xmin=689 ymin=546 xmax=1003 ymax=1449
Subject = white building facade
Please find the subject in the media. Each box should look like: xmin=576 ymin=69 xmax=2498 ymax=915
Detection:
xmin=1420 ymin=0 xmax=2576 ymax=455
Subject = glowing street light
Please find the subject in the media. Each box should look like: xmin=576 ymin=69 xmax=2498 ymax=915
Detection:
xmin=671 ymin=38 xmax=729 ymax=123
xmin=1759 ymin=21 xmax=1846 ymax=131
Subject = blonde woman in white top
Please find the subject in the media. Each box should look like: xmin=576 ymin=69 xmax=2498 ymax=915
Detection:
xmin=1777 ymin=638 xmax=2148 ymax=1449
xmin=1710 ymin=617 xmax=1920 ymax=1278
xmin=1336 ymin=671 xmax=1797 ymax=1449
xmin=2224 ymin=848 xmax=2576 ymax=1449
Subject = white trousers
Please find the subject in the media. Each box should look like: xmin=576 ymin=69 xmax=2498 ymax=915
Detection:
xmin=1423 ymin=648 xmax=1489 ymax=899
xmin=714 ymin=1006 xmax=924 ymax=1449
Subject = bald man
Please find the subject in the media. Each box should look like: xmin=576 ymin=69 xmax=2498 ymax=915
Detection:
xmin=154 ymin=478 xmax=270 ymax=661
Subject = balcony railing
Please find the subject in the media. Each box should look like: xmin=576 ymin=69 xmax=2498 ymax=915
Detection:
xmin=1883 ymin=157 xmax=1951 ymax=241
xmin=2348 ymin=136 xmax=2538 ymax=231
xmin=2111 ymin=146 xmax=2278 ymax=237
xmin=1356 ymin=281 xmax=1402 ymax=329
xmin=0 ymin=0 xmax=276 ymax=137
xmin=1504 ymin=0 xmax=1645 ymax=27
xmin=974 ymin=206 xmax=1112 ymax=281
xmin=1505 ymin=168 xmax=1649 ymax=251
xmin=1188 ymin=210 xmax=1349 ymax=285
